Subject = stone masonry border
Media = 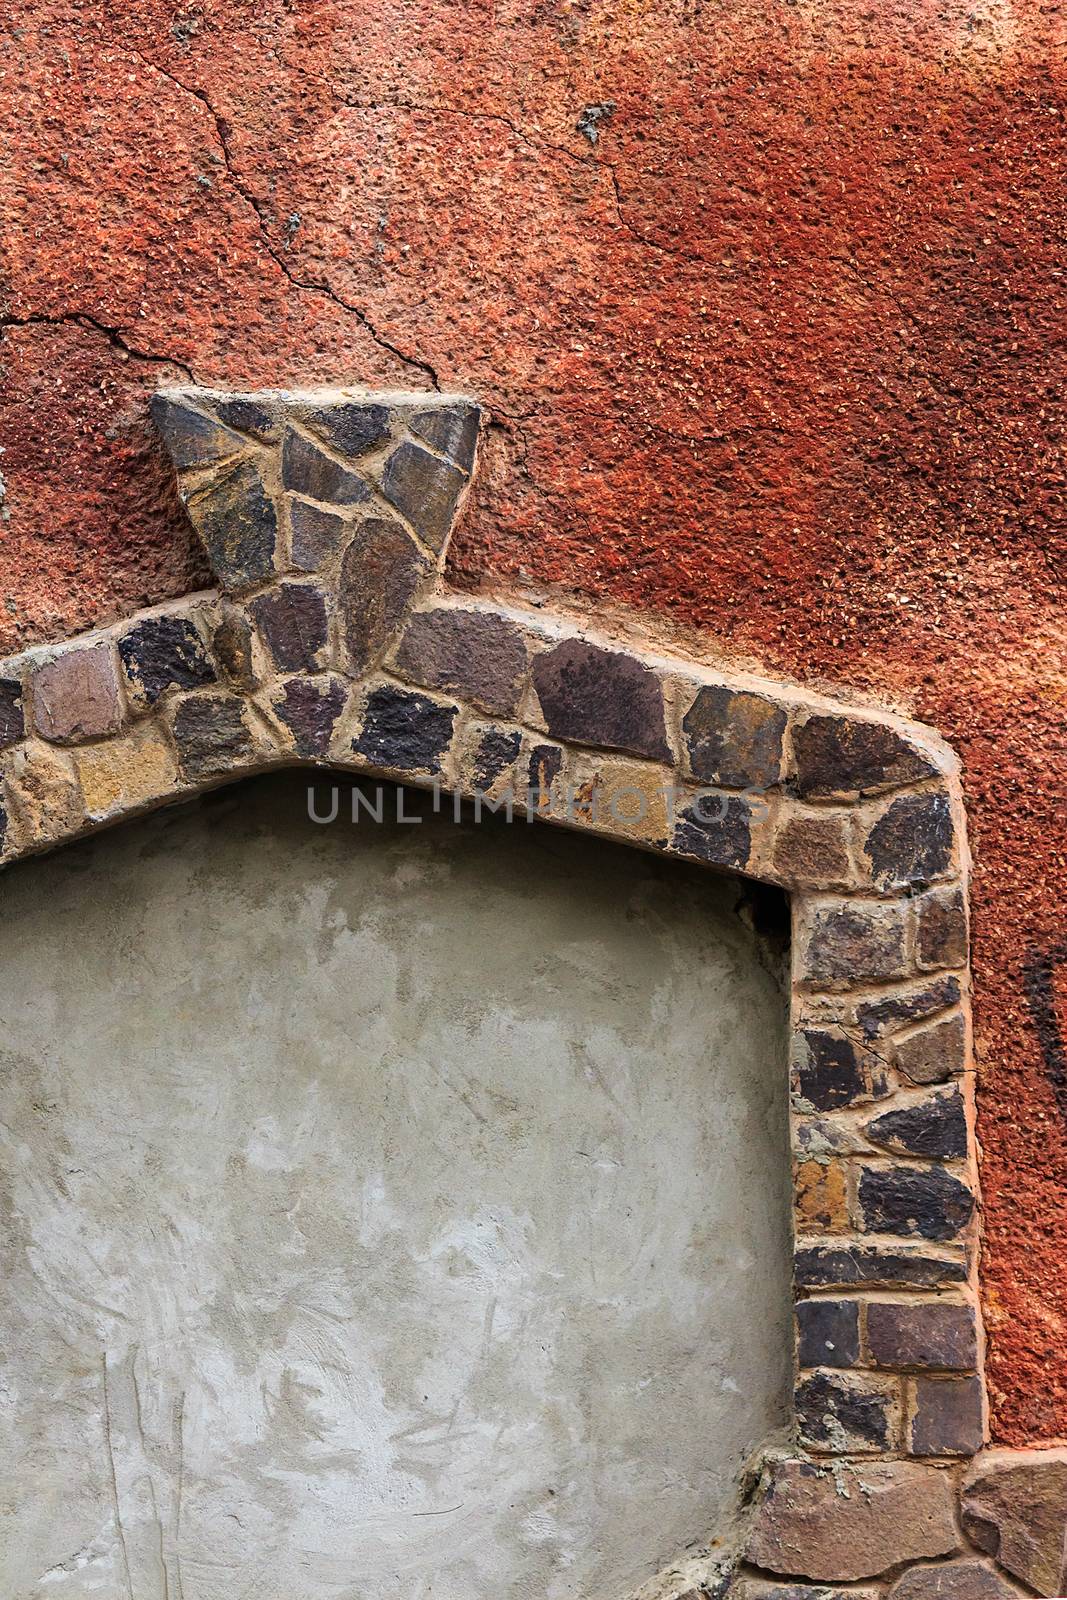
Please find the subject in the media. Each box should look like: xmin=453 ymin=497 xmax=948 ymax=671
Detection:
xmin=0 ymin=387 xmax=1061 ymax=1597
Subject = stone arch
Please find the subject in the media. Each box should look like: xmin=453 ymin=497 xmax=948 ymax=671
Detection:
xmin=0 ymin=387 xmax=983 ymax=1590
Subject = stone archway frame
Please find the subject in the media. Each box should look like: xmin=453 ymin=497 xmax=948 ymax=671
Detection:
xmin=0 ymin=384 xmax=1043 ymax=1598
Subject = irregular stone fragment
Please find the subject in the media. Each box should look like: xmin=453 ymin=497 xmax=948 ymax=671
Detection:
xmin=249 ymin=582 xmax=329 ymax=673
xmin=4 ymin=743 xmax=85 ymax=847
xmin=151 ymin=393 xmax=246 ymax=468
xmin=354 ymin=686 xmax=457 ymax=773
xmin=867 ymin=1300 xmax=977 ymax=1370
xmin=894 ymin=1014 xmax=967 ymax=1086
xmin=682 ymin=685 xmax=787 ymax=789
xmin=532 ymin=639 xmax=671 ymax=761
xmin=395 ymin=606 xmax=528 ymax=715
xmin=796 ymin=1299 xmax=860 ymax=1367
xmin=793 ymin=1244 xmax=967 ymax=1292
xmin=857 ymin=977 xmax=962 ymax=1040
xmin=962 ymin=1448 xmax=1067 ymax=1597
xmin=773 ymin=813 xmax=852 ymax=888
xmin=0 ymin=676 xmax=25 ymax=748
xmin=745 ymin=1459 xmax=960 ymax=1582
xmin=281 ymin=427 xmax=371 ymax=505
xmin=864 ymin=792 xmax=955 ymax=889
xmin=289 ymin=497 xmax=348 ymax=571
xmin=799 ymin=900 xmax=909 ymax=987
xmin=302 ymin=401 xmax=390 ymax=460
xmin=211 ymin=396 xmax=280 ymax=441
xmin=339 ymin=517 xmax=431 ymax=672
xmin=910 ymin=1376 xmax=985 ymax=1457
xmin=795 ymin=1030 xmax=869 ymax=1110
xmin=0 ymin=794 xmax=7 ymax=855
xmin=409 ymin=403 xmax=481 ymax=472
xmin=73 ymin=726 xmax=178 ymax=818
xmin=212 ymin=607 xmax=256 ymax=690
xmin=865 ymin=1089 xmax=968 ymax=1158
xmin=528 ymin=743 xmax=563 ymax=806
xmin=673 ymin=794 xmax=752 ymax=870
xmin=792 ymin=714 xmax=938 ymax=799
xmin=380 ymin=438 xmax=467 ymax=551
xmin=473 ymin=728 xmax=522 ymax=789
xmin=794 ymin=1115 xmax=871 ymax=1157
xmin=888 ymin=1558 xmax=1020 ymax=1599
xmin=118 ymin=614 xmax=216 ymax=704
xmin=274 ymin=674 xmax=347 ymax=758
xmin=794 ymin=1159 xmax=849 ymax=1234
xmin=917 ymin=886 xmax=969 ymax=972
xmin=859 ymin=1165 xmax=975 ymax=1242
xmin=171 ymin=694 xmax=254 ymax=782
xmin=33 ymin=644 xmax=123 ymax=744
xmin=185 ymin=456 xmax=277 ymax=591
xmin=735 ymin=1582 xmax=881 ymax=1600
xmin=795 ymin=1369 xmax=897 ymax=1451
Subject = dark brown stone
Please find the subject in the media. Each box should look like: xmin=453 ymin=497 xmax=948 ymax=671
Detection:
xmin=773 ymin=814 xmax=852 ymax=887
xmin=289 ymin=497 xmax=348 ymax=571
xmin=171 ymin=694 xmax=254 ymax=781
xmin=281 ymin=427 xmax=372 ymax=505
xmin=859 ymin=1165 xmax=975 ymax=1243
xmin=249 ymin=582 xmax=329 ymax=673
xmin=796 ymin=1299 xmax=860 ymax=1367
xmin=528 ymin=743 xmax=563 ymax=803
xmin=301 ymin=401 xmax=391 ymax=460
xmin=888 ymin=1559 xmax=1020 ymax=1599
xmin=864 ymin=792 xmax=955 ymax=889
xmin=793 ymin=1244 xmax=967 ymax=1292
xmin=796 ymin=1030 xmax=869 ymax=1110
xmin=212 ymin=607 xmax=256 ymax=690
xmin=532 ymin=639 xmax=671 ymax=761
xmin=865 ymin=1089 xmax=968 ymax=1159
xmin=682 ymin=685 xmax=786 ymax=790
xmin=962 ymin=1448 xmax=1067 ymax=1597
xmin=473 ymin=727 xmax=522 ymax=788
xmin=275 ymin=674 xmax=347 ymax=757
xmin=917 ymin=886 xmax=969 ymax=972
xmin=792 ymin=714 xmax=937 ymax=799
xmin=151 ymin=393 xmax=246 ymax=468
xmin=795 ymin=1369 xmax=896 ymax=1451
xmin=118 ymin=614 xmax=216 ymax=704
xmin=33 ymin=644 xmax=123 ymax=743
xmin=910 ymin=1376 xmax=985 ymax=1456
xmin=894 ymin=1014 xmax=967 ymax=1086
xmin=381 ymin=438 xmax=467 ymax=551
xmin=339 ymin=517 xmax=432 ymax=672
xmin=857 ymin=977 xmax=962 ymax=1040
xmin=745 ymin=1459 xmax=960 ymax=1582
xmin=185 ymin=456 xmax=278 ymax=591
xmin=211 ymin=396 xmax=280 ymax=441
xmin=867 ymin=1300 xmax=978 ymax=1370
xmin=0 ymin=676 xmax=25 ymax=748
xmin=673 ymin=794 xmax=752 ymax=870
xmin=394 ymin=606 xmax=528 ymax=716
xmin=409 ymin=403 xmax=480 ymax=472
xmin=354 ymin=685 xmax=457 ymax=773
xmin=799 ymin=901 xmax=909 ymax=987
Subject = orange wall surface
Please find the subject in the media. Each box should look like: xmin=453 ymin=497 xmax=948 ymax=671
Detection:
xmin=2 ymin=0 xmax=1065 ymax=1446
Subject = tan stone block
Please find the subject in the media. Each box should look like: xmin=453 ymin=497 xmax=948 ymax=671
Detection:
xmin=794 ymin=1159 xmax=850 ymax=1235
xmin=4 ymin=742 xmax=85 ymax=848
xmin=73 ymin=726 xmax=179 ymax=819
xmin=569 ymin=757 xmax=672 ymax=845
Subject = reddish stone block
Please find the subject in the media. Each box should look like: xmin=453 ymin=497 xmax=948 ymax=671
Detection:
xmin=32 ymin=644 xmax=123 ymax=744
xmin=866 ymin=1300 xmax=978 ymax=1371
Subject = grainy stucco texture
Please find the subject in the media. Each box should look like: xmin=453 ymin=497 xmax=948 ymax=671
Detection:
xmin=0 ymin=774 xmax=791 ymax=1599
xmin=1 ymin=0 xmax=1063 ymax=1445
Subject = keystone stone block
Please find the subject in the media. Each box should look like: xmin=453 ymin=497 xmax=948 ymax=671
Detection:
xmin=791 ymin=714 xmax=937 ymax=799
xmin=859 ymin=1164 xmax=975 ymax=1242
xmin=887 ymin=1559 xmax=1022 ymax=1599
xmin=118 ymin=614 xmax=216 ymax=704
xmin=962 ymin=1448 xmax=1067 ymax=1598
xmin=33 ymin=644 xmax=123 ymax=744
xmin=249 ymin=582 xmax=329 ymax=673
xmin=864 ymin=791 xmax=955 ymax=889
xmin=910 ymin=1376 xmax=985 ymax=1456
xmin=339 ymin=518 xmax=432 ymax=673
xmin=532 ymin=639 xmax=671 ymax=762
xmin=866 ymin=1300 xmax=978 ymax=1370
xmin=274 ymin=675 xmax=348 ymax=758
xmin=681 ymin=685 xmax=786 ymax=789
xmin=395 ymin=607 xmax=528 ymax=716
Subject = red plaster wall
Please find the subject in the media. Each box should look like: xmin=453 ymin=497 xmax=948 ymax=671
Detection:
xmin=2 ymin=0 xmax=1065 ymax=1445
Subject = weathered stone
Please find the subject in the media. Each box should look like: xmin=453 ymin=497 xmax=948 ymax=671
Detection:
xmin=380 ymin=438 xmax=467 ymax=550
xmin=338 ymin=517 xmax=431 ymax=672
xmin=572 ymin=758 xmax=672 ymax=845
xmin=792 ymin=715 xmax=938 ymax=799
xmin=0 ymin=793 xmax=7 ymax=855
xmin=910 ymin=1376 xmax=985 ymax=1456
xmin=211 ymin=396 xmax=280 ymax=441
xmin=301 ymin=401 xmax=391 ymax=460
xmin=894 ymin=1014 xmax=967 ymax=1086
xmin=171 ymin=694 xmax=254 ymax=781
xmin=865 ymin=1089 xmax=968 ymax=1159
xmin=249 ymin=582 xmax=329 ymax=673
xmin=531 ymin=639 xmax=671 ymax=761
xmin=354 ymin=686 xmax=457 ymax=773
xmin=0 ymin=676 xmax=25 ymax=748
xmin=682 ymin=685 xmax=786 ymax=790
xmin=799 ymin=900 xmax=909 ymax=988
xmin=887 ymin=1558 xmax=1021 ymax=1600
xmin=674 ymin=794 xmax=752 ymax=870
xmin=745 ymin=1459 xmax=960 ymax=1582
xmin=773 ymin=813 xmax=853 ymax=888
xmin=4 ymin=743 xmax=84 ymax=847
xmin=33 ymin=644 xmax=123 ymax=744
xmin=151 ymin=393 xmax=246 ymax=468
xmin=394 ymin=606 xmax=528 ymax=715
xmin=274 ymin=674 xmax=347 ymax=758
xmin=962 ymin=1448 xmax=1067 ymax=1597
xmin=794 ymin=1159 xmax=850 ymax=1235
xmin=794 ymin=1115 xmax=871 ymax=1157
xmin=473 ymin=727 xmax=522 ymax=789
xmin=917 ymin=887 xmax=969 ymax=972
xmin=796 ymin=1299 xmax=860 ymax=1367
xmin=859 ymin=1165 xmax=975 ymax=1242
xmin=409 ymin=403 xmax=480 ymax=473
xmin=281 ymin=427 xmax=371 ymax=506
xmin=795 ymin=1369 xmax=898 ymax=1452
xmin=793 ymin=1244 xmax=967 ymax=1292
xmin=528 ymin=743 xmax=564 ymax=806
xmin=73 ymin=726 xmax=178 ymax=818
xmin=289 ymin=497 xmax=349 ymax=571
xmin=867 ymin=1300 xmax=978 ymax=1370
xmin=212 ymin=607 xmax=256 ymax=690
xmin=795 ymin=1030 xmax=868 ymax=1111
xmin=118 ymin=614 xmax=216 ymax=704
xmin=734 ymin=1582 xmax=881 ymax=1600
xmin=857 ymin=977 xmax=962 ymax=1040
xmin=864 ymin=792 xmax=955 ymax=889
xmin=185 ymin=456 xmax=277 ymax=591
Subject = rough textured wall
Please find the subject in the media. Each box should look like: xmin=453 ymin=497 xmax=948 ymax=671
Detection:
xmin=1 ymin=0 xmax=1063 ymax=1444
xmin=0 ymin=773 xmax=791 ymax=1600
